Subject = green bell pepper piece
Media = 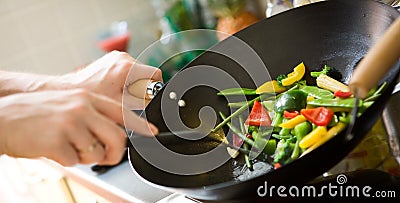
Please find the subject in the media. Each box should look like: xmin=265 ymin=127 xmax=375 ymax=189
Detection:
xmin=293 ymin=121 xmax=312 ymax=141
xmin=274 ymin=90 xmax=308 ymax=113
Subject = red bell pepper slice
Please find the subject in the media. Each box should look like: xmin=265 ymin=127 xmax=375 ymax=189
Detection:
xmin=274 ymin=163 xmax=282 ymax=169
xmin=245 ymin=100 xmax=272 ymax=126
xmin=334 ymin=90 xmax=352 ymax=98
xmin=300 ymin=107 xmax=334 ymax=126
xmin=283 ymin=110 xmax=299 ymax=119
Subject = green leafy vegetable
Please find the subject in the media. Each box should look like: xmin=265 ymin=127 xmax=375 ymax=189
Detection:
xmin=277 ymin=74 xmax=288 ymax=87
xmin=310 ymin=65 xmax=331 ymax=77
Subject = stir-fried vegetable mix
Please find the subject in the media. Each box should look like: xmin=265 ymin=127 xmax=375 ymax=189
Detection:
xmin=213 ymin=62 xmax=386 ymax=170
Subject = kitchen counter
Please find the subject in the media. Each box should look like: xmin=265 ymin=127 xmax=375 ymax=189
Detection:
xmin=47 ymin=159 xmax=173 ymax=203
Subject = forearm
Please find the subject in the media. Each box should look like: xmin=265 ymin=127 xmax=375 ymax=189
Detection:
xmin=0 ymin=70 xmax=66 ymax=96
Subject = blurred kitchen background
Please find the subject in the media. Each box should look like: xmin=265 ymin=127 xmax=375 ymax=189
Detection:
xmin=0 ymin=0 xmax=269 ymax=76
xmin=0 ymin=0 xmax=398 ymax=75
xmin=0 ymin=0 xmax=160 ymax=74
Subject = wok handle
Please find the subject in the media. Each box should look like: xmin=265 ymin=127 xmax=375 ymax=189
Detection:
xmin=127 ymin=79 xmax=164 ymax=99
xmin=348 ymin=17 xmax=400 ymax=98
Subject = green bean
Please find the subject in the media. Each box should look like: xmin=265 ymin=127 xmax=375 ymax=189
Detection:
xmin=228 ymin=101 xmax=248 ymax=108
xmin=212 ymin=96 xmax=260 ymax=132
xmin=243 ymin=143 xmax=253 ymax=170
xmin=218 ymin=112 xmax=255 ymax=146
xmin=291 ymin=139 xmax=300 ymax=160
xmin=217 ymin=88 xmax=257 ymax=96
xmin=364 ymin=83 xmax=386 ymax=102
xmin=238 ymin=115 xmax=246 ymax=134
xmin=272 ymin=134 xmax=292 ymax=140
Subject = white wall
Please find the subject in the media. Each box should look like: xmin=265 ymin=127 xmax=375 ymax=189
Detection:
xmin=0 ymin=0 xmax=160 ymax=75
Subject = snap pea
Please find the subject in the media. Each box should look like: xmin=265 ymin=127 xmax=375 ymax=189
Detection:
xmin=217 ymin=88 xmax=257 ymax=96
xmin=300 ymin=86 xmax=334 ymax=99
xmin=212 ymin=97 xmax=260 ymax=132
xmin=307 ymin=98 xmax=363 ymax=108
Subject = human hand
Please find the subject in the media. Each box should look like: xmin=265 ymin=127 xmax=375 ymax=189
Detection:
xmin=59 ymin=51 xmax=162 ymax=110
xmin=0 ymin=89 xmax=158 ymax=166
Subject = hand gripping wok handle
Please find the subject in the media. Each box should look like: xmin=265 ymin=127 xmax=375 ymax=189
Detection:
xmin=127 ymin=79 xmax=164 ymax=99
xmin=349 ymin=17 xmax=400 ymax=98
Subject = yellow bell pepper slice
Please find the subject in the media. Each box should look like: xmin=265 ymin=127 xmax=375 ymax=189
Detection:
xmin=279 ymin=115 xmax=307 ymax=129
xmin=281 ymin=62 xmax=306 ymax=86
xmin=299 ymin=126 xmax=327 ymax=149
xmin=300 ymin=122 xmax=346 ymax=156
xmin=256 ymin=80 xmax=287 ymax=94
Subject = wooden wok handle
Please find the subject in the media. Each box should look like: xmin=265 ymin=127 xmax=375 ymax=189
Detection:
xmin=127 ymin=79 xmax=164 ymax=99
xmin=349 ymin=17 xmax=400 ymax=98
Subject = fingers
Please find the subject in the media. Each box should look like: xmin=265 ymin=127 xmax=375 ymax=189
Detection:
xmin=88 ymin=91 xmax=125 ymax=125
xmin=122 ymin=107 xmax=158 ymax=136
xmin=127 ymin=62 xmax=163 ymax=84
xmin=88 ymin=90 xmax=158 ymax=136
xmin=85 ymin=110 xmax=127 ymax=165
xmin=123 ymin=92 xmax=150 ymax=110
xmin=46 ymin=143 xmax=79 ymax=167
xmin=84 ymin=90 xmax=158 ymax=164
xmin=67 ymin=124 xmax=106 ymax=165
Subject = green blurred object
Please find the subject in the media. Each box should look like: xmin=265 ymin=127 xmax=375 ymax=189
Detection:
xmin=153 ymin=0 xmax=217 ymax=32
xmin=146 ymin=0 xmax=220 ymax=82
xmin=204 ymin=0 xmax=246 ymax=17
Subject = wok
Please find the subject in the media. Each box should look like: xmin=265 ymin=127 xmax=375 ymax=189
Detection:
xmin=128 ymin=0 xmax=400 ymax=201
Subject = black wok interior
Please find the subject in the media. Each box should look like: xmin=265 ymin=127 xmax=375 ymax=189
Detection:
xmin=129 ymin=0 xmax=400 ymax=200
